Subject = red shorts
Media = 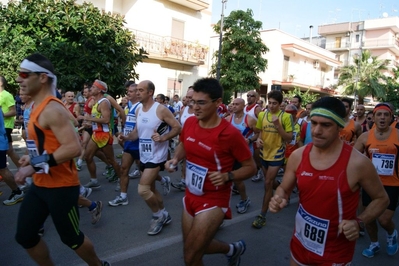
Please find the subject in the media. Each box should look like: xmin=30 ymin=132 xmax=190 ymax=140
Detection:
xmin=183 ymin=194 xmax=232 ymax=219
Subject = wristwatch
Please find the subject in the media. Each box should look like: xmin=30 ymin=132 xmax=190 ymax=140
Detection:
xmin=355 ymin=217 xmax=365 ymax=231
xmin=227 ymin=172 xmax=234 ymax=182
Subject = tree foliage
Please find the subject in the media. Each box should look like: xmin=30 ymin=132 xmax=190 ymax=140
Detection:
xmin=338 ymin=50 xmax=389 ymax=104
xmin=383 ymin=67 xmax=399 ymax=113
xmin=283 ymin=87 xmax=319 ymax=107
xmin=0 ymin=0 xmax=147 ymax=96
xmin=210 ymin=9 xmax=269 ymax=103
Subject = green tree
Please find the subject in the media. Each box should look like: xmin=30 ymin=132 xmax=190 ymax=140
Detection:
xmin=283 ymin=87 xmax=319 ymax=106
xmin=383 ymin=67 xmax=399 ymax=112
xmin=338 ymin=50 xmax=389 ymax=104
xmin=210 ymin=9 xmax=269 ymax=103
xmin=0 ymin=0 xmax=147 ymax=96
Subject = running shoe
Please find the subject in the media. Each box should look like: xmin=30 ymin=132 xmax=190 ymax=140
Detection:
xmin=251 ymin=169 xmax=263 ymax=182
xmin=252 ymin=214 xmax=266 ymax=229
xmin=108 ymin=172 xmax=119 ymax=183
xmin=81 ymin=187 xmax=92 ymax=198
xmin=171 ymin=180 xmax=186 ymax=191
xmin=232 ymin=185 xmax=240 ymax=195
xmin=84 ymin=180 xmax=101 ymax=189
xmin=90 ymin=201 xmax=103 ymax=225
xmin=226 ymin=240 xmax=246 ymax=266
xmin=162 ymin=176 xmax=171 ymax=196
xmin=102 ymin=166 xmax=114 ymax=177
xmin=116 ymin=152 xmax=123 ymax=159
xmin=108 ymin=195 xmax=128 ymax=207
xmin=3 ymin=190 xmax=24 ymax=206
xmin=101 ymin=260 xmax=111 ymax=266
xmin=147 ymin=213 xmax=171 ymax=235
xmin=236 ymin=198 xmax=251 ymax=214
xmin=387 ymin=229 xmax=398 ymax=256
xmin=277 ymin=168 xmax=284 ymax=175
xmin=128 ymin=169 xmax=141 ymax=179
xmin=19 ymin=183 xmax=31 ymax=192
xmin=362 ymin=243 xmax=381 ymax=258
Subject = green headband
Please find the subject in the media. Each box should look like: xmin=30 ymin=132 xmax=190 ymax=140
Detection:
xmin=310 ymin=108 xmax=345 ymax=128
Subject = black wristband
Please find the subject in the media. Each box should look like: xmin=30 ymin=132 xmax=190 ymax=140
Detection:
xmin=48 ymin=154 xmax=57 ymax=167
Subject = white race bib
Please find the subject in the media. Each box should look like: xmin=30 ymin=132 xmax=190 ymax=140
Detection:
xmin=289 ymin=132 xmax=297 ymax=145
xmin=185 ymin=160 xmax=208 ymax=196
xmin=294 ymin=204 xmax=329 ymax=256
xmin=124 ymin=126 xmax=133 ymax=136
xmin=139 ymin=138 xmax=153 ymax=161
xmin=372 ymin=153 xmax=395 ymax=176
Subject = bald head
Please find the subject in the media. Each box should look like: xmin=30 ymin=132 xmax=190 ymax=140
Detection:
xmin=232 ymin=98 xmax=245 ymax=114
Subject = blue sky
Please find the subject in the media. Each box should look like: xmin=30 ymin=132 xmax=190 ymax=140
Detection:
xmin=211 ymin=0 xmax=398 ymax=37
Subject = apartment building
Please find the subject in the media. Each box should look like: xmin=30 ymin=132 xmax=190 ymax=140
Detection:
xmin=318 ymin=16 xmax=399 ymax=78
xmin=73 ymin=0 xmax=212 ymax=97
xmin=210 ymin=29 xmax=341 ymax=101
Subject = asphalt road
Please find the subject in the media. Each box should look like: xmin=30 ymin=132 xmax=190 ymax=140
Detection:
xmin=1 ymin=141 xmax=398 ymax=266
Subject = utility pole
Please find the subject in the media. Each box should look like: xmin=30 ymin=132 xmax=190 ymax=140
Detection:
xmin=216 ymin=0 xmax=227 ymax=81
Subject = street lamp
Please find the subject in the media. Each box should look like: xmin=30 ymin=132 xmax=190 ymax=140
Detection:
xmin=216 ymin=0 xmax=227 ymax=81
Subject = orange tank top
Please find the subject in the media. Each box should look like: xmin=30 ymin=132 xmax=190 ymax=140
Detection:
xmin=365 ymin=128 xmax=399 ymax=186
xmin=339 ymin=119 xmax=355 ymax=144
xmin=27 ymin=96 xmax=80 ymax=188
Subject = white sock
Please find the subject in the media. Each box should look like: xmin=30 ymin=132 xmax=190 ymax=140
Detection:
xmin=120 ymin=192 xmax=127 ymax=199
xmin=77 ymin=159 xmax=83 ymax=165
xmin=226 ymin=244 xmax=234 ymax=256
xmin=161 ymin=176 xmax=166 ymax=184
xmin=153 ymin=209 xmax=163 ymax=218
xmin=79 ymin=185 xmax=85 ymax=194
xmin=90 ymin=178 xmax=98 ymax=183
xmin=370 ymin=241 xmax=380 ymax=247
xmin=25 ymin=177 xmax=33 ymax=185
xmin=162 ymin=208 xmax=168 ymax=216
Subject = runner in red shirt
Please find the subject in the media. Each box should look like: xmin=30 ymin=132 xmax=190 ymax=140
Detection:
xmin=166 ymin=78 xmax=256 ymax=265
xmin=269 ymin=97 xmax=388 ymax=265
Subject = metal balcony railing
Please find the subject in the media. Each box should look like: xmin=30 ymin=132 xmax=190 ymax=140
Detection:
xmin=130 ymin=29 xmax=208 ymax=65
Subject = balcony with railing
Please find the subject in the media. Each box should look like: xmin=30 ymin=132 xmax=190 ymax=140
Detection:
xmin=324 ymin=41 xmax=350 ymax=51
xmin=363 ymin=38 xmax=399 ymax=55
xmin=131 ymin=29 xmax=208 ymax=66
xmin=166 ymin=0 xmax=209 ymax=11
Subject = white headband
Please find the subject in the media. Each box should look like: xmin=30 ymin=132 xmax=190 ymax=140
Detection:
xmin=20 ymin=59 xmax=57 ymax=96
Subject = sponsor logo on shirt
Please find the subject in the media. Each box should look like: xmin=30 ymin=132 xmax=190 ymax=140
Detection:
xmin=141 ymin=118 xmax=149 ymax=123
xmin=186 ymin=136 xmax=195 ymax=142
xmin=300 ymin=171 xmax=313 ymax=177
xmin=198 ymin=142 xmax=211 ymax=151
xmin=319 ymin=175 xmax=334 ymax=181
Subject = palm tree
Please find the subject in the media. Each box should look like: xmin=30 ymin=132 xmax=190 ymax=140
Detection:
xmin=338 ymin=50 xmax=390 ymax=104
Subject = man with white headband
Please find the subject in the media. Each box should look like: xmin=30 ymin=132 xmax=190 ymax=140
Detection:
xmin=269 ymin=97 xmax=389 ymax=265
xmin=14 ymin=53 xmax=110 ymax=266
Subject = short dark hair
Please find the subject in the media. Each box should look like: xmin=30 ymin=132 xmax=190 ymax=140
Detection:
xmin=312 ymin=97 xmax=346 ymax=119
xmin=157 ymin=94 xmax=165 ymax=102
xmin=124 ymin=80 xmax=135 ymax=88
xmin=267 ymin=90 xmax=283 ymax=104
xmin=147 ymin=81 xmax=155 ymax=93
xmin=165 ymin=96 xmax=170 ymax=102
xmin=24 ymin=53 xmax=54 ymax=85
xmin=341 ymin=98 xmax=353 ymax=109
xmin=293 ymin=95 xmax=302 ymax=103
xmin=193 ymin=78 xmax=223 ymax=100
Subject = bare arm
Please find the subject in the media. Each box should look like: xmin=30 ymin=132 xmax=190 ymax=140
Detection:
xmin=41 ymin=101 xmax=82 ymax=163
xmin=353 ymin=132 xmax=368 ymax=153
xmin=106 ymin=95 xmax=126 ymax=124
xmin=3 ymin=105 xmax=16 ymax=117
xmin=269 ymin=148 xmax=302 ymax=212
xmin=85 ymin=100 xmax=110 ymax=124
xmin=153 ymin=105 xmax=181 ymax=142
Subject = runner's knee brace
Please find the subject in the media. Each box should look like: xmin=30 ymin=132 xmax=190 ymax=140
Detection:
xmin=138 ymin=184 xmax=153 ymax=200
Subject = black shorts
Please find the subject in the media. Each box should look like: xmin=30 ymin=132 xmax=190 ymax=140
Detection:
xmin=124 ymin=149 xmax=140 ymax=160
xmin=84 ymin=127 xmax=93 ymax=136
xmin=0 ymin=150 xmax=7 ymax=169
xmin=15 ymin=184 xmax=85 ymax=250
xmin=362 ymin=185 xmax=399 ymax=211
xmin=139 ymin=161 xmax=166 ymax=172
xmin=5 ymin=128 xmax=13 ymax=143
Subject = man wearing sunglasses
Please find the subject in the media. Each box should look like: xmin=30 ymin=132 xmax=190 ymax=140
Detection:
xmin=354 ymin=103 xmax=399 ymax=258
xmin=14 ymin=53 xmax=109 ymax=266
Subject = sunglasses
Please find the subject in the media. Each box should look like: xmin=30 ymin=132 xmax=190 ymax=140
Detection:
xmin=247 ymin=94 xmax=256 ymax=97
xmin=367 ymin=117 xmax=372 ymax=120
xmin=18 ymin=71 xmax=47 ymax=79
